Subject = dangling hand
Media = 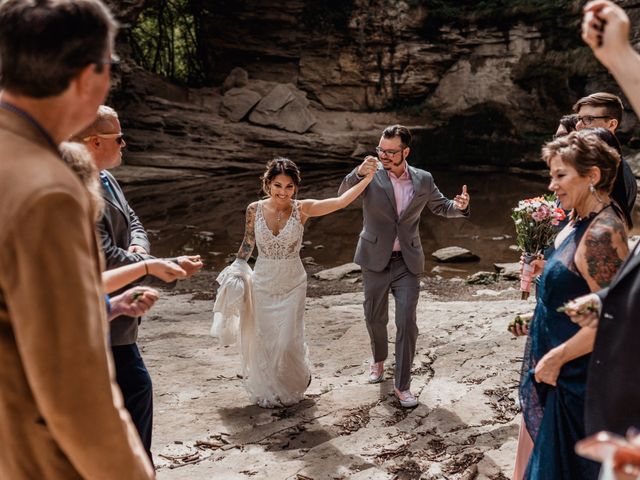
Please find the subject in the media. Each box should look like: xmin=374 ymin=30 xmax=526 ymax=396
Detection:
xmin=534 ymin=345 xmax=566 ymax=386
xmin=454 ymin=185 xmax=470 ymax=210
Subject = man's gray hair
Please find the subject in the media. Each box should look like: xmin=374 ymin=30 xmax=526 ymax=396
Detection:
xmin=72 ymin=105 xmax=119 ymax=140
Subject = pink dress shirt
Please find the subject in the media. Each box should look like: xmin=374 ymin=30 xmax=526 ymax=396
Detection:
xmin=388 ymin=164 xmax=414 ymax=251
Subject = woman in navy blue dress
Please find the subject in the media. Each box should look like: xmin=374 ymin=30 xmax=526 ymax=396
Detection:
xmin=518 ymin=131 xmax=629 ymax=479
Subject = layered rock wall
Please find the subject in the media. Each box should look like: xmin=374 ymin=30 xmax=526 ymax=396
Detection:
xmin=110 ymin=1 xmax=640 ymax=171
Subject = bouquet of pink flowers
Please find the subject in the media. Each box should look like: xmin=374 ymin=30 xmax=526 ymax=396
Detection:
xmin=512 ymin=195 xmax=566 ymax=299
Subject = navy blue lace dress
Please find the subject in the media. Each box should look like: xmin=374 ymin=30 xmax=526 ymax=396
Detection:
xmin=519 ymin=208 xmax=615 ymax=479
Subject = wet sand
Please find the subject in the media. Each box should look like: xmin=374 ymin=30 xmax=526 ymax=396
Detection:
xmin=145 ymin=276 xmax=527 ymax=480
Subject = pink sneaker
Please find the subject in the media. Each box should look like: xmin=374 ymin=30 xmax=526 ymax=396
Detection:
xmin=394 ymin=387 xmax=418 ymax=408
xmin=369 ymin=361 xmax=384 ymax=383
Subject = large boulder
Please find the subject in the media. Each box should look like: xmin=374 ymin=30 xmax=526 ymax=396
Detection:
xmin=494 ymin=262 xmax=520 ymax=280
xmin=432 ymin=246 xmax=479 ymax=263
xmin=313 ymin=263 xmax=361 ymax=281
xmin=467 ymin=271 xmax=498 ymax=285
xmin=220 ymin=87 xmax=262 ymax=122
xmin=248 ymin=84 xmax=317 ymax=134
xmin=222 ymin=67 xmax=249 ymax=93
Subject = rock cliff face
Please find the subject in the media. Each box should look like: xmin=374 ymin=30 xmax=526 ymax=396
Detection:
xmin=110 ymin=0 xmax=640 ymax=172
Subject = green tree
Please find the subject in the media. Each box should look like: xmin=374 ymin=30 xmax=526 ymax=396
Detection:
xmin=130 ymin=0 xmax=208 ymax=86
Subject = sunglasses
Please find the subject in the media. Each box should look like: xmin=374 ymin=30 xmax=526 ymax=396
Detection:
xmin=83 ymin=133 xmax=125 ymax=145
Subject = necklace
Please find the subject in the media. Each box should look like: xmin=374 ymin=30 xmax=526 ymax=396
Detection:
xmin=574 ymin=203 xmax=611 ymax=224
xmin=275 ymin=207 xmax=290 ymax=226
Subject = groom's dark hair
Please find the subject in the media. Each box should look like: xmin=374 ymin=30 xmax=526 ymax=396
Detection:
xmin=382 ymin=125 xmax=412 ymax=147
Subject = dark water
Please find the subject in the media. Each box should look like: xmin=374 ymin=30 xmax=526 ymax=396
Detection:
xmin=123 ymin=166 xmax=552 ymax=276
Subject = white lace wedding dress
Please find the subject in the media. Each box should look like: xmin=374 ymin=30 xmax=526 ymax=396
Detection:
xmin=245 ymin=200 xmax=311 ymax=407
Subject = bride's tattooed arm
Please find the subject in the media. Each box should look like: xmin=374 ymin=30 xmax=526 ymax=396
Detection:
xmin=237 ymin=203 xmax=257 ymax=261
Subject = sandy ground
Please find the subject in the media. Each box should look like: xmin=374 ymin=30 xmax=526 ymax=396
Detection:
xmin=139 ymin=270 xmax=531 ymax=480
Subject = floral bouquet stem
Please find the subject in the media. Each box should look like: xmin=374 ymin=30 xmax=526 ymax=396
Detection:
xmin=520 ymin=252 xmax=538 ymax=300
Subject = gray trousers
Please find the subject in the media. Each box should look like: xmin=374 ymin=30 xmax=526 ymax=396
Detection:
xmin=362 ymin=256 xmax=420 ymax=391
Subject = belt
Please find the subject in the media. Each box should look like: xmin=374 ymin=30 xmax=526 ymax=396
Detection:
xmin=390 ymin=251 xmax=402 ymax=258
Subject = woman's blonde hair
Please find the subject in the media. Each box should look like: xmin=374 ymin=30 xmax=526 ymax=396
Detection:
xmin=60 ymin=142 xmax=104 ymax=221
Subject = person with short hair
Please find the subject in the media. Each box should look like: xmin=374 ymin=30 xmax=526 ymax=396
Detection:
xmin=518 ymin=131 xmax=628 ymax=479
xmin=572 ymin=92 xmax=637 ymax=227
xmin=565 ymin=0 xmax=640 ymax=449
xmin=339 ymin=124 xmax=470 ymax=408
xmin=74 ymin=104 xmax=203 ymax=459
xmin=0 ymin=1 xmax=154 ymax=478
xmin=555 ymin=113 xmax=579 ymax=138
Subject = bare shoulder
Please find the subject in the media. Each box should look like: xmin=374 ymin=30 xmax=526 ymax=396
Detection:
xmin=586 ymin=208 xmax=627 ymax=243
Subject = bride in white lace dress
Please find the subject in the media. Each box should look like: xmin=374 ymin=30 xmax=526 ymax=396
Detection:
xmin=233 ymin=158 xmax=373 ymax=407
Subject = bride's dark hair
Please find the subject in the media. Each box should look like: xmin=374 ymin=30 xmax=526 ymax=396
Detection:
xmin=261 ymin=157 xmax=301 ymax=197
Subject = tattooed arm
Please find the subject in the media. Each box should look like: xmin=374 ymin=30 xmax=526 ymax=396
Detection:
xmin=236 ymin=203 xmax=257 ymax=261
xmin=534 ymin=208 xmax=629 ymax=386
xmin=576 ymin=209 xmax=629 ymax=291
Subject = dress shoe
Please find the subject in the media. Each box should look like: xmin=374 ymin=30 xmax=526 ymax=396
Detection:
xmin=369 ymin=361 xmax=384 ymax=383
xmin=394 ymin=387 xmax=418 ymax=408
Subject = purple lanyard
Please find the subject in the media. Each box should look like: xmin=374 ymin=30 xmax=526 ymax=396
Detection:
xmin=0 ymin=100 xmax=59 ymax=152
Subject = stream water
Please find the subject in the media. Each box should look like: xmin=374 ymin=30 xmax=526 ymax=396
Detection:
xmin=122 ymin=166 xmax=553 ymax=276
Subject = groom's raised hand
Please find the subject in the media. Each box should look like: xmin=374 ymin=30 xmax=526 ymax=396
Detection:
xmin=454 ymin=185 xmax=469 ymax=210
xmin=357 ymin=155 xmax=378 ymax=177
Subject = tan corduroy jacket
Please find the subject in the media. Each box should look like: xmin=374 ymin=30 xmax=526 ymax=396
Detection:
xmin=0 ymin=108 xmax=154 ymax=479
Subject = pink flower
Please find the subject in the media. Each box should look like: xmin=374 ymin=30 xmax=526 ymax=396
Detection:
xmin=554 ymin=208 xmax=567 ymax=221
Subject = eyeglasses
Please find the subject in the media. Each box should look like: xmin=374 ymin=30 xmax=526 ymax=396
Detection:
xmin=375 ymin=146 xmax=403 ymax=157
xmin=95 ymin=53 xmax=120 ymax=73
xmin=83 ymin=133 xmax=125 ymax=145
xmin=577 ymin=115 xmax=611 ymax=126
xmin=99 ymin=53 xmax=121 ymax=66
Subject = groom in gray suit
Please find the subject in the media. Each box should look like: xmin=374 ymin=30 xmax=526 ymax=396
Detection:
xmin=339 ymin=125 xmax=470 ymax=407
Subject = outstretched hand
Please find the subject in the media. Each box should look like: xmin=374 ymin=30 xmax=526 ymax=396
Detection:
xmin=108 ymin=286 xmax=159 ymax=321
xmin=176 ymin=255 xmax=204 ymax=277
xmin=147 ymin=258 xmax=187 ymax=282
xmin=582 ymin=0 xmax=631 ymax=68
xmin=564 ymin=293 xmax=601 ymax=329
xmin=454 ymin=185 xmax=469 ymax=210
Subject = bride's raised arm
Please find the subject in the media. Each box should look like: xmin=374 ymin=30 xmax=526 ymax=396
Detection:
xmin=236 ymin=202 xmax=257 ymax=261
xmin=299 ymin=170 xmax=374 ymax=219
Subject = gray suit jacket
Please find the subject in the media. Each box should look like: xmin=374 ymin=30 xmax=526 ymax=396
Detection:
xmin=339 ymin=165 xmax=469 ymax=275
xmin=97 ymin=170 xmax=172 ymax=346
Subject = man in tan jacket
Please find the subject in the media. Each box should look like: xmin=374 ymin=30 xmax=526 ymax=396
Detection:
xmin=0 ymin=1 xmax=154 ymax=478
